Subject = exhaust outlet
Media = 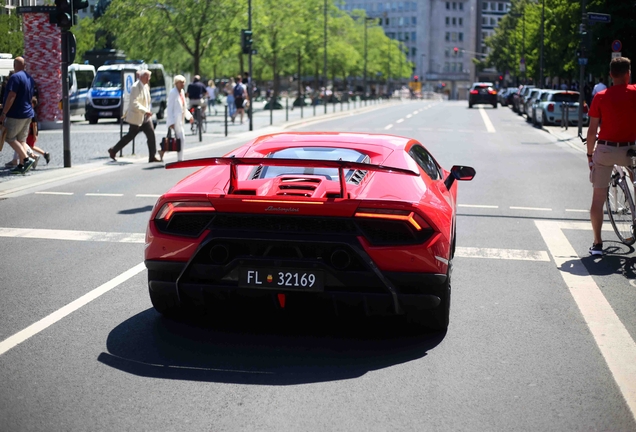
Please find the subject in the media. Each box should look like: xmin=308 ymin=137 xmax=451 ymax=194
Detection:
xmin=330 ymin=249 xmax=352 ymax=270
xmin=209 ymin=244 xmax=230 ymax=264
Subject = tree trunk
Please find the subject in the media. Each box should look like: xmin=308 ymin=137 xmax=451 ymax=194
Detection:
xmin=239 ymin=53 xmax=244 ymax=79
xmin=298 ymin=50 xmax=302 ymax=97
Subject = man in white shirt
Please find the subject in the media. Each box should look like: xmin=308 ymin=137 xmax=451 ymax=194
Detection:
xmin=592 ymin=77 xmax=606 ymax=97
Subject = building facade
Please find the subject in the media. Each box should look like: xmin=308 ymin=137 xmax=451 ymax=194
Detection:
xmin=339 ymin=0 xmax=478 ymax=99
xmin=475 ymin=0 xmax=511 ymax=83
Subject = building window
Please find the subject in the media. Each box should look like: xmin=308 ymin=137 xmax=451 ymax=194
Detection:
xmin=446 ymin=2 xmax=450 ymax=10
xmin=451 ymin=32 xmax=457 ymax=42
xmin=405 ymin=1 xmax=409 ymax=11
xmin=498 ymin=2 xmax=504 ymax=11
xmin=445 ymin=48 xmax=450 ymax=57
xmin=459 ymin=2 xmax=463 ymax=10
xmin=392 ymin=2 xmax=397 ymax=11
xmin=412 ymin=17 xmax=416 ymax=25
xmin=482 ymin=2 xmax=488 ymax=10
xmin=412 ymin=2 xmax=417 ymax=10
xmin=411 ymin=47 xmax=416 ymax=56
xmin=398 ymin=1 xmax=403 ymax=11
xmin=490 ymin=2 xmax=496 ymax=10
xmin=482 ymin=32 xmax=488 ymax=40
xmin=459 ymin=17 xmax=463 ymax=26
xmin=398 ymin=32 xmax=403 ymax=40
xmin=398 ymin=17 xmax=403 ymax=26
xmin=411 ymin=31 xmax=416 ymax=41
xmin=452 ymin=17 xmax=456 ymax=25
xmin=404 ymin=32 xmax=409 ymax=41
xmin=482 ymin=17 xmax=488 ymax=25
xmin=458 ymin=32 xmax=463 ymax=42
xmin=446 ymin=17 xmax=450 ymax=25
xmin=445 ymin=32 xmax=450 ymax=41
xmin=490 ymin=17 xmax=496 ymax=25
xmin=451 ymin=62 xmax=457 ymax=72
xmin=378 ymin=2 xmax=383 ymax=11
xmin=452 ymin=2 xmax=457 ymax=10
xmin=444 ymin=62 xmax=450 ymax=72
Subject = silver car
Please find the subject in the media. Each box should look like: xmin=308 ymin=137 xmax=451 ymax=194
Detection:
xmin=533 ymin=90 xmax=589 ymax=127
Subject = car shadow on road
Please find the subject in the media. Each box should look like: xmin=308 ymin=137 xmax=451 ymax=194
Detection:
xmin=118 ymin=205 xmax=154 ymax=215
xmin=97 ymin=308 xmax=444 ymax=385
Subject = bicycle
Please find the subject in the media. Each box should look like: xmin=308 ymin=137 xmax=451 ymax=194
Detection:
xmin=581 ymin=133 xmax=636 ymax=245
xmin=190 ymin=105 xmax=207 ymax=142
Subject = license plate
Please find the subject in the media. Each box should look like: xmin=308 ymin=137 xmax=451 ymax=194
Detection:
xmin=238 ymin=268 xmax=323 ymax=291
xmin=98 ymin=111 xmax=112 ymax=117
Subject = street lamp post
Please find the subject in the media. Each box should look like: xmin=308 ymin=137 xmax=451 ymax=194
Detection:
xmin=539 ymin=0 xmax=545 ymax=88
xmin=323 ymin=0 xmax=327 ymax=114
xmin=387 ymin=37 xmax=391 ymax=96
xmin=248 ymin=0 xmax=253 ymax=131
xmin=363 ymin=17 xmax=373 ymax=101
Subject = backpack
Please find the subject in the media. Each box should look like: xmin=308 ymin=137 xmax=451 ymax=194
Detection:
xmin=233 ymin=83 xmax=244 ymax=98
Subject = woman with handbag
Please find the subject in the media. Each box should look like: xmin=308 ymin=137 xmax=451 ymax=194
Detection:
xmin=161 ymin=75 xmax=193 ymax=162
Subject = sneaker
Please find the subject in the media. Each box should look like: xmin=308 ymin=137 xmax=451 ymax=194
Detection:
xmin=589 ymin=243 xmax=603 ymax=256
xmin=9 ymin=164 xmax=25 ymax=175
xmin=44 ymin=152 xmax=51 ymax=164
xmin=22 ymin=157 xmax=35 ymax=173
xmin=32 ymin=155 xmax=40 ymax=170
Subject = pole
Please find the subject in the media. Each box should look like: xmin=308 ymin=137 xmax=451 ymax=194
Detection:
xmin=577 ymin=0 xmax=587 ymax=137
xmin=224 ymin=105 xmax=228 ymax=136
xmin=539 ymin=0 xmax=544 ymax=88
xmin=364 ymin=18 xmax=368 ymax=102
xmin=522 ymin=12 xmax=526 ymax=83
xmin=61 ymin=29 xmax=71 ymax=167
xmin=323 ymin=0 xmax=328 ymax=114
xmin=248 ymin=0 xmax=253 ymax=131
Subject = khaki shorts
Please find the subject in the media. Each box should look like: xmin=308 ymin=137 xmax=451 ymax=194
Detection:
xmin=590 ymin=143 xmax=636 ymax=188
xmin=4 ymin=117 xmax=31 ymax=143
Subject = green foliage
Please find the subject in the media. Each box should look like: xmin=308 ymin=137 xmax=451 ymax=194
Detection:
xmin=486 ymin=0 xmax=636 ymax=85
xmin=0 ymin=13 xmax=24 ymax=57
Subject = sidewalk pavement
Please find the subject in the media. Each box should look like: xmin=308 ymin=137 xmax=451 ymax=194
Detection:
xmin=0 ymin=97 xmax=419 ymax=198
xmin=543 ymin=124 xmax=588 ymax=154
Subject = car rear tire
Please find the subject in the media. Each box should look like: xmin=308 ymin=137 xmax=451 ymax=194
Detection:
xmin=149 ymin=287 xmax=181 ymax=317
xmin=88 ymin=117 xmax=98 ymax=124
xmin=468 ymin=103 xmax=473 ymax=108
xmin=492 ymin=103 xmax=497 ymax=109
xmin=406 ymin=266 xmax=451 ymax=331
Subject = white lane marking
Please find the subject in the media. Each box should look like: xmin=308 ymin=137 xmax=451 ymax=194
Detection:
xmin=396 ymin=119 xmax=404 ymax=123
xmin=384 ymin=124 xmax=393 ymax=130
xmin=555 ymin=221 xmax=613 ymax=231
xmin=437 ymin=128 xmax=453 ymax=132
xmin=510 ymin=206 xmax=552 ymax=211
xmin=458 ymin=204 xmax=499 ymax=209
xmin=0 ymin=227 xmax=144 ymax=243
xmin=456 ymin=246 xmax=550 ymax=262
xmin=418 ymin=127 xmax=433 ymax=131
xmin=35 ymin=191 xmax=74 ymax=196
xmin=0 ymin=263 xmax=145 ymax=357
xmin=406 ymin=114 xmax=412 ymax=119
xmin=536 ymin=220 xmax=636 ymax=421
xmin=413 ymin=111 xmax=419 ymax=115
xmin=565 ymin=209 xmax=588 ymax=213
xmin=136 ymin=194 xmax=161 ymax=198
xmin=478 ymin=107 xmax=496 ymax=133
xmin=85 ymin=193 xmax=124 ymax=197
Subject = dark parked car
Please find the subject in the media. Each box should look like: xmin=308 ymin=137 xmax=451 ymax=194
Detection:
xmin=468 ymin=82 xmax=497 ymax=108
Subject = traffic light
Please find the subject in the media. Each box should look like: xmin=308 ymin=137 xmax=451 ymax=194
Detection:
xmin=453 ymin=47 xmax=458 ymax=56
xmin=241 ymin=29 xmax=253 ymax=55
xmin=499 ymin=75 xmax=503 ymax=81
xmin=414 ymin=75 xmax=418 ymax=82
xmin=55 ymin=0 xmax=73 ymax=28
xmin=73 ymin=0 xmax=89 ymax=10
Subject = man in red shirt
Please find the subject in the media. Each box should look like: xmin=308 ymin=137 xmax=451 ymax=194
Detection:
xmin=587 ymin=57 xmax=636 ymax=255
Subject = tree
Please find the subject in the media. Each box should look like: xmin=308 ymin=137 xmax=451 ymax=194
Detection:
xmin=0 ymin=13 xmax=24 ymax=58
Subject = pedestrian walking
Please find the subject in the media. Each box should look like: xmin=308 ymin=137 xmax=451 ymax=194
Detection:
xmin=0 ymin=57 xmax=37 ymax=174
xmin=225 ymin=78 xmax=236 ymax=119
xmin=586 ymin=57 xmax=636 ymax=255
xmin=161 ymin=75 xmax=193 ymax=162
xmin=25 ymin=96 xmax=50 ymax=165
xmin=231 ymin=75 xmax=246 ymax=124
xmin=206 ymin=80 xmax=217 ymax=116
xmin=592 ymin=77 xmax=606 ymax=98
xmin=108 ymin=70 xmax=160 ymax=163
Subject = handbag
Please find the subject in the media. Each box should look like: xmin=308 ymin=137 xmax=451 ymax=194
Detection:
xmin=161 ymin=128 xmax=181 ymax=152
xmin=0 ymin=125 xmax=6 ymax=152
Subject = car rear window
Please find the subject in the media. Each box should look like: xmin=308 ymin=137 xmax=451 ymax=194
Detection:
xmin=473 ymin=85 xmax=490 ymax=91
xmin=551 ymin=92 xmax=579 ymax=103
xmin=258 ymin=147 xmax=368 ymax=180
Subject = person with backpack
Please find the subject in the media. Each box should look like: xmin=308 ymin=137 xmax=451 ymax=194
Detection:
xmin=231 ymin=75 xmax=246 ymax=124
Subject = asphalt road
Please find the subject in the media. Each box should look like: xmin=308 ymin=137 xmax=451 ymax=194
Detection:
xmin=0 ymin=99 xmax=635 ymax=431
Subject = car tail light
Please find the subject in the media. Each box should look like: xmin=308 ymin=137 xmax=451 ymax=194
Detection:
xmin=469 ymin=90 xmax=478 ymax=95
xmin=547 ymin=103 xmax=554 ymax=112
xmin=155 ymin=201 xmax=215 ymax=221
xmin=488 ymin=90 xmax=497 ymax=95
xmin=354 ymin=208 xmax=429 ymax=231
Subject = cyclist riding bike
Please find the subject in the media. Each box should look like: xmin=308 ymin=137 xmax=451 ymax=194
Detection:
xmin=587 ymin=56 xmax=636 ymax=256
xmin=186 ymin=75 xmax=207 ymax=122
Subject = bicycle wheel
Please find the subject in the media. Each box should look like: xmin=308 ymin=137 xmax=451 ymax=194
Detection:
xmin=606 ymin=167 xmax=636 ymax=245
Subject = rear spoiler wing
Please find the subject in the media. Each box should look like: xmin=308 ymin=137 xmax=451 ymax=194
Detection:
xmin=166 ymin=157 xmax=419 ymax=198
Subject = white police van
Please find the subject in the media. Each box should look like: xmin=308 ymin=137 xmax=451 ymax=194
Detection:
xmin=68 ymin=64 xmax=95 ymax=117
xmin=85 ymin=60 xmax=168 ymax=124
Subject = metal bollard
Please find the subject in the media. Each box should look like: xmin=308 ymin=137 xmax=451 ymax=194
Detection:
xmin=565 ymin=103 xmax=569 ymax=130
xmin=301 ymin=99 xmax=303 ymax=118
xmin=225 ymin=105 xmax=228 ymax=137
xmin=313 ymin=103 xmax=316 ymax=116
xmin=286 ymin=97 xmax=289 ymax=121
xmin=340 ymin=100 xmax=343 ymax=111
xmin=348 ymin=100 xmax=350 ymax=110
xmin=333 ymin=101 xmax=336 ymax=113
xmin=270 ymin=98 xmax=273 ymax=125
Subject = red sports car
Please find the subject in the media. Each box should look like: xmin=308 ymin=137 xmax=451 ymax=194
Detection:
xmin=145 ymin=132 xmax=475 ymax=330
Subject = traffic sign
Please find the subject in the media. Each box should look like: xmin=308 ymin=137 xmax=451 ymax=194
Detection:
xmin=612 ymin=52 xmax=622 ymax=59
xmin=612 ymin=40 xmax=622 ymax=52
xmin=578 ymin=58 xmax=588 ymax=65
xmin=587 ymin=12 xmax=611 ymax=24
xmin=16 ymin=5 xmax=56 ymax=13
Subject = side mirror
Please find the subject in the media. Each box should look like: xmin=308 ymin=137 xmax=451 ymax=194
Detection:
xmin=444 ymin=165 xmax=476 ymax=190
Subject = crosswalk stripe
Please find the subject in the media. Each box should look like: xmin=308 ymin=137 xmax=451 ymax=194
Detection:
xmin=0 ymin=227 xmax=144 ymax=243
xmin=456 ymin=247 xmax=550 ymax=261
